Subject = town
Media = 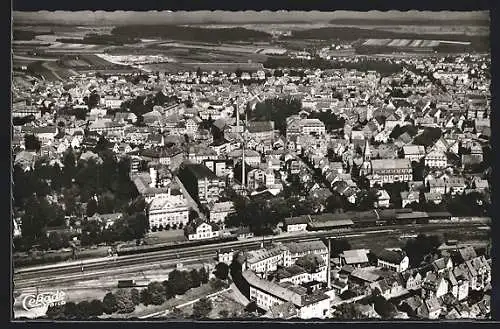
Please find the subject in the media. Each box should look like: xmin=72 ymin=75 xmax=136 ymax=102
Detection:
xmin=12 ymin=11 xmax=491 ymax=321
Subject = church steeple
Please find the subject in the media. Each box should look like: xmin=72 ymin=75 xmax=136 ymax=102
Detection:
xmin=363 ymin=138 xmax=371 ymax=162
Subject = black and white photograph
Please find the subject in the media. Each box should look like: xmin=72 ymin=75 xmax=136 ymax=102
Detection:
xmin=11 ymin=7 xmax=493 ymax=321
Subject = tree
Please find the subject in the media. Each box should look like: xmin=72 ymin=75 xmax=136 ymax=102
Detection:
xmin=130 ymin=288 xmax=140 ymax=306
xmin=88 ymin=299 xmax=104 ymax=317
xmin=140 ymin=288 xmax=152 ymax=306
xmin=24 ymin=134 xmax=41 ymax=152
xmin=199 ymin=267 xmax=209 ymax=284
xmin=189 ymin=269 xmax=202 ymax=288
xmin=296 ymin=254 xmax=322 ymax=273
xmin=214 ymin=263 xmax=230 ymax=281
xmin=325 ymin=192 xmax=347 ymax=213
xmin=63 ymin=301 xmax=78 ymax=319
xmin=404 ymin=234 xmax=442 ymax=267
xmin=102 ymin=292 xmax=118 ymax=314
xmin=372 ymin=295 xmax=397 ymax=319
xmin=76 ymin=300 xmax=92 ymax=319
xmin=192 ymin=298 xmax=213 ymax=319
xmin=162 ymin=280 xmax=176 ymax=300
xmin=86 ymin=198 xmax=98 ymax=217
xmin=115 ymin=289 xmax=135 ymax=313
xmin=147 ymin=281 xmax=166 ymax=305
xmin=168 ymin=270 xmax=190 ymax=295
xmin=87 ymin=92 xmax=100 ymax=109
xmin=46 ymin=304 xmax=65 ymax=319
xmin=331 ymin=239 xmax=352 ymax=258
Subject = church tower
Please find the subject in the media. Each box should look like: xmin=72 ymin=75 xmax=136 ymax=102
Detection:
xmin=361 ymin=139 xmax=372 ymax=176
xmin=363 ymin=138 xmax=371 ymax=162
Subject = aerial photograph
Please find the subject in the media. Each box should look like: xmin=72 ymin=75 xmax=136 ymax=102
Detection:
xmin=11 ymin=9 xmax=491 ymax=321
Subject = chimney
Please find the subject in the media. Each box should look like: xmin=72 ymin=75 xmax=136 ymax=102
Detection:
xmin=149 ymin=167 xmax=157 ymax=188
xmin=327 ymin=238 xmax=332 ymax=289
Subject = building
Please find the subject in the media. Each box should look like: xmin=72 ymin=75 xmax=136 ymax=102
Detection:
xmin=283 ymin=241 xmax=329 ymax=265
xmin=207 ymin=200 xmax=234 ymax=224
xmin=245 ymin=245 xmax=290 ymax=274
xmin=403 ymin=145 xmax=426 ymax=162
xmin=147 ymin=191 xmax=189 ymax=231
xmin=364 ymin=159 xmax=413 ymax=187
xmin=376 ymin=249 xmax=409 ymax=272
xmin=184 ymin=218 xmax=221 ymax=241
xmin=246 ymin=121 xmax=275 ymax=142
xmin=287 ymin=117 xmax=326 ymax=137
xmin=178 ymin=163 xmax=226 ymax=205
xmin=242 ymin=270 xmax=331 ymax=319
xmin=339 ymin=249 xmax=370 ymax=268
xmin=425 ymin=149 xmax=448 ymax=168
xmin=284 ymin=216 xmax=310 ymax=233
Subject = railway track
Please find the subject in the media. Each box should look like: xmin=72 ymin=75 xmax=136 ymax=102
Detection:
xmin=13 ymin=222 xmax=486 ymax=288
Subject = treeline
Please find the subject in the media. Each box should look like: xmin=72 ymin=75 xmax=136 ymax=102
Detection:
xmin=13 ymin=30 xmax=53 ymax=41
xmin=111 ymin=25 xmax=271 ymax=43
xmin=55 ymin=33 xmax=139 ymax=46
xmin=288 ymin=26 xmax=489 ymax=46
xmin=45 ymin=268 xmax=226 ymax=320
xmin=329 ymin=18 xmax=490 ymax=26
xmin=263 ymin=57 xmax=403 ymax=76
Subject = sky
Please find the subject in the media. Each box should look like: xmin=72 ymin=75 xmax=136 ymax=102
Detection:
xmin=13 ymin=10 xmax=490 ymax=26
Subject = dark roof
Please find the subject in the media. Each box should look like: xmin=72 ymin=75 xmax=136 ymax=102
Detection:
xmin=377 ymin=249 xmax=406 ymax=264
xmin=182 ymin=163 xmax=218 ymax=180
xmin=247 ymin=121 xmax=274 ymax=133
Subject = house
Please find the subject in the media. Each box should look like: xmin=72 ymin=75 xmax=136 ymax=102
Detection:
xmin=399 ymin=295 xmax=423 ymax=317
xmin=332 ymin=279 xmax=348 ymax=295
xmin=376 ymin=189 xmax=391 ymax=208
xmin=401 ymin=270 xmax=422 ymax=290
xmin=403 ymin=145 xmax=426 ymax=162
xmin=417 ymin=296 xmax=442 ymax=319
xmin=421 ymin=272 xmax=449 ymax=299
xmin=446 ymin=177 xmax=466 ymax=195
xmin=425 ymin=149 xmax=447 ymax=168
xmin=376 ymin=249 xmax=409 ymax=272
xmin=365 ymin=159 xmax=413 ymax=187
xmin=428 ymin=178 xmax=446 ymax=194
xmin=284 ymin=216 xmax=310 ymax=233
xmin=88 ymin=212 xmax=122 ymax=230
xmin=246 ymin=121 xmax=275 ymax=142
xmin=424 ymin=192 xmax=443 ymax=204
xmin=184 ymin=218 xmax=221 ymax=241
xmin=339 ymin=249 xmax=370 ymax=268
xmin=207 ymin=200 xmax=234 ymax=224
xmin=401 ymin=191 xmax=420 ymax=208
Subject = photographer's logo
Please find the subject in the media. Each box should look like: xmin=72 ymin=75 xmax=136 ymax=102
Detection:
xmin=22 ymin=291 xmax=66 ymax=311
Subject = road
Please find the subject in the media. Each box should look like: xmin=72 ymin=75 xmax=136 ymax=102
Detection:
xmin=13 ymin=222 xmax=487 ymax=289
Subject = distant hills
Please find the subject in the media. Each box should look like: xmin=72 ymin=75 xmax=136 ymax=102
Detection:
xmin=13 ymin=10 xmax=489 ymax=26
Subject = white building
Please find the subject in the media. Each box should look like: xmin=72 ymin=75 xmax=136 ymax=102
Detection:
xmin=243 ymin=270 xmax=331 ymax=319
xmin=184 ymin=219 xmax=221 ymax=241
xmin=377 ymin=249 xmax=409 ymax=272
xmin=425 ymin=149 xmax=448 ymax=168
xmin=147 ymin=192 xmax=189 ymax=230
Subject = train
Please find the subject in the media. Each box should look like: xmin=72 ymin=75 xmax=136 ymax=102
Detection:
xmin=117 ymin=209 xmax=453 ymax=256
xmin=116 ymin=235 xmax=238 ymax=256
